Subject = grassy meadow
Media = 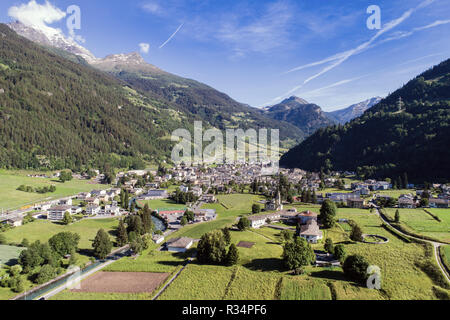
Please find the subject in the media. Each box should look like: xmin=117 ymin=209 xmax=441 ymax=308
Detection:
xmin=0 ymin=169 xmax=109 ymax=211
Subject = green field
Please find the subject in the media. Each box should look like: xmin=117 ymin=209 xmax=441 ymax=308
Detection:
xmin=385 ymin=208 xmax=450 ymax=243
xmin=333 ymin=208 xmax=448 ymax=299
xmin=440 ymin=245 xmax=450 ymax=272
xmin=374 ymin=189 xmax=416 ymax=198
xmin=0 ymin=245 xmax=25 ymax=266
xmin=2 ymin=219 xmax=119 ymax=264
xmin=104 ymin=244 xmax=188 ymax=273
xmin=159 ymin=264 xmax=235 ymax=300
xmin=137 ymin=199 xmax=186 ymax=211
xmin=0 ymin=170 xmax=109 ymax=211
xmin=280 ymin=278 xmax=332 ymax=300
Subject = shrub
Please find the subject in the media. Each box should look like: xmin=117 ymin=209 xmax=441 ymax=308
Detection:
xmin=343 ymin=255 xmax=369 ymax=284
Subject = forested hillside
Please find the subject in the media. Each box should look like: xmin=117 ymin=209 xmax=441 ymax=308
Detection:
xmin=280 ymin=58 xmax=450 ymax=183
xmin=0 ymin=24 xmax=191 ymax=171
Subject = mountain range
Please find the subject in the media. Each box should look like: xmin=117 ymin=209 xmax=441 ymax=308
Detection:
xmin=280 ymin=58 xmax=450 ymax=182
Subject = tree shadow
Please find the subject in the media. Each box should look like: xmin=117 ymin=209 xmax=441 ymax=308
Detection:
xmin=243 ymin=258 xmax=284 ymax=272
xmin=77 ymin=248 xmax=95 ymax=257
xmin=4 ymin=258 xmax=19 ymax=267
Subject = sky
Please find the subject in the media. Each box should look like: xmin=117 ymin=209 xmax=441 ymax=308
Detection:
xmin=1 ymin=0 xmax=449 ymax=111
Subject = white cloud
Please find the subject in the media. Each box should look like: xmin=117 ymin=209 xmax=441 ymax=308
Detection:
xmin=8 ymin=0 xmax=66 ymax=38
xmin=142 ymin=2 xmax=163 ymax=15
xmin=139 ymin=43 xmax=150 ymax=54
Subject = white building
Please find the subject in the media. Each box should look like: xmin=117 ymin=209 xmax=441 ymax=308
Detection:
xmin=86 ymin=205 xmax=101 ymax=216
xmin=166 ymin=237 xmax=194 ymax=253
xmin=48 ymin=205 xmax=72 ymax=221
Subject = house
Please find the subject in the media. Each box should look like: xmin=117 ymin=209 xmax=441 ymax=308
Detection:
xmin=429 ymin=198 xmax=449 ymax=208
xmin=48 ymin=205 xmax=72 ymax=221
xmin=91 ymin=190 xmax=107 ymax=197
xmin=179 ymin=185 xmax=189 ymax=193
xmin=166 ymin=237 xmax=194 ymax=252
xmin=77 ymin=192 xmax=91 ymax=200
xmin=59 ymin=198 xmax=73 ymax=206
xmin=248 ymin=212 xmax=281 ymax=229
xmin=142 ymin=190 xmax=169 ymax=200
xmin=153 ymin=234 xmax=165 ymax=244
xmin=103 ymin=205 xmax=121 ymax=216
xmin=298 ymin=220 xmax=323 ymax=244
xmin=85 ymin=197 xmax=100 ymax=206
xmin=347 ymin=198 xmax=366 ymax=209
xmin=201 ymin=194 xmax=216 ymax=203
xmin=327 ymin=193 xmax=360 ymax=203
xmin=86 ymin=205 xmax=101 ymax=216
xmin=193 ymin=209 xmax=217 ymax=222
xmin=297 ymin=211 xmax=319 ymax=225
xmin=5 ymin=216 xmax=23 ymax=227
xmin=71 ymin=206 xmax=83 ymax=215
xmin=398 ymin=195 xmax=416 ymax=209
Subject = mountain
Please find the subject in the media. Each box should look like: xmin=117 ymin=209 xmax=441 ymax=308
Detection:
xmin=280 ymin=58 xmax=450 ymax=182
xmin=7 ymin=21 xmax=304 ymax=149
xmin=7 ymin=21 xmax=97 ymax=63
xmin=326 ymin=97 xmax=382 ymax=124
xmin=261 ymin=96 xmax=336 ymax=136
xmin=0 ymin=23 xmax=197 ymax=170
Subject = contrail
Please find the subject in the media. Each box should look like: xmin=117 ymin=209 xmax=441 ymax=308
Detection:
xmin=159 ymin=23 xmax=184 ymax=49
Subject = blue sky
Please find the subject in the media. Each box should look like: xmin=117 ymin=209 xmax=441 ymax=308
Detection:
xmin=1 ymin=0 xmax=449 ymax=111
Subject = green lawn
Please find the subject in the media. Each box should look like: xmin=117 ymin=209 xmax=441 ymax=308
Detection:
xmin=137 ymin=199 xmax=186 ymax=211
xmin=0 ymin=169 xmax=109 ymax=211
xmin=385 ymin=208 xmax=450 ymax=243
xmin=373 ymin=189 xmax=415 ymax=198
xmin=2 ymin=219 xmax=119 ymax=264
xmin=440 ymin=245 xmax=450 ymax=272
xmin=0 ymin=245 xmax=25 ymax=266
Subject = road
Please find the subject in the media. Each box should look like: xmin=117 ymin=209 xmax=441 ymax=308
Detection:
xmin=152 ymin=257 xmax=194 ymax=300
xmin=375 ymin=207 xmax=449 ymax=283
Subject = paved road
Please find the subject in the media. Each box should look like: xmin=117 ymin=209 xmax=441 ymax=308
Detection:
xmin=375 ymin=208 xmax=449 ymax=283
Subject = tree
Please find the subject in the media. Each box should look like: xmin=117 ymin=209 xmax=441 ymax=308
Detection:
xmin=237 ymin=217 xmax=250 ymax=231
xmin=252 ymin=204 xmax=261 ymax=214
xmin=126 ymin=215 xmax=144 ymax=235
xmin=324 ymin=238 xmax=334 ymax=255
xmin=10 ymin=265 xmax=22 ymax=277
xmin=141 ymin=205 xmax=154 ymax=234
xmin=48 ymin=232 xmax=80 ymax=258
xmin=403 ymin=172 xmax=409 ymax=189
xmin=59 ymin=171 xmax=73 ymax=183
xmin=226 ymin=244 xmax=239 ymax=266
xmin=21 ymin=238 xmax=30 ymax=248
xmin=197 ymin=230 xmax=227 ymax=265
xmin=180 ymin=216 xmax=188 ymax=226
xmin=130 ymin=237 xmax=146 ymax=255
xmin=395 ymin=209 xmax=400 ymax=223
xmin=116 ymin=219 xmax=128 ymax=246
xmin=62 ymin=211 xmax=73 ymax=225
xmin=350 ymin=223 xmax=364 ymax=242
xmin=282 ymin=237 xmax=316 ymax=270
xmin=222 ymin=228 xmax=231 ymax=245
xmin=319 ymin=200 xmax=337 ymax=228
xmin=343 ymin=255 xmax=370 ymax=284
xmin=34 ymin=264 xmax=57 ymax=284
xmin=92 ymin=229 xmax=112 ymax=259
xmin=334 ymin=244 xmax=346 ymax=263
xmin=184 ymin=210 xmax=195 ymax=222
xmin=280 ymin=230 xmax=293 ymax=242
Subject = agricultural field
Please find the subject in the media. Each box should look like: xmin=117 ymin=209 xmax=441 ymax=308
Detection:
xmin=279 ymin=278 xmax=332 ymax=300
xmin=385 ymin=208 xmax=450 ymax=243
xmin=440 ymin=245 xmax=450 ymax=272
xmin=2 ymin=218 xmax=119 ymax=265
xmin=159 ymin=265 xmax=235 ymax=300
xmin=373 ymin=189 xmax=415 ymax=198
xmin=0 ymin=169 xmax=109 ymax=211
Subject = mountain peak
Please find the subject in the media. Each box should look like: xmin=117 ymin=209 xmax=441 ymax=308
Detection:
xmin=281 ymin=96 xmax=310 ymax=105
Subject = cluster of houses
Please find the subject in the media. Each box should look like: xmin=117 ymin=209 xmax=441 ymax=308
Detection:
xmin=247 ymin=209 xmax=323 ymax=243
